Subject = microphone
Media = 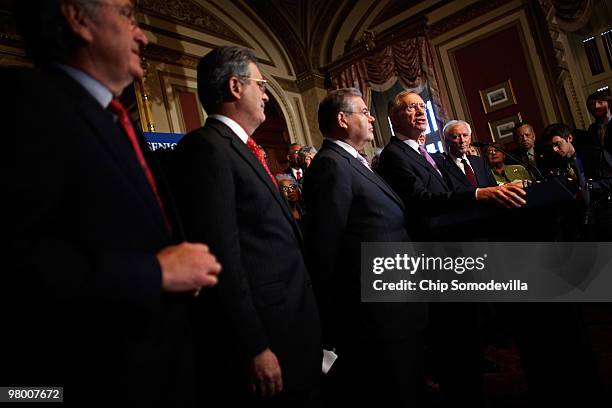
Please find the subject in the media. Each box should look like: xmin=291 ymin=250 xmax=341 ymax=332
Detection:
xmin=471 ymin=141 xmax=545 ymax=181
xmin=473 ymin=142 xmax=576 ymax=199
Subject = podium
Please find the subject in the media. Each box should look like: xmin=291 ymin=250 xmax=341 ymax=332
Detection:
xmin=421 ymin=176 xmax=577 ymax=241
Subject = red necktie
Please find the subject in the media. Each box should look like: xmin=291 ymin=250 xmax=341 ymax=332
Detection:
xmin=461 ymin=158 xmax=478 ymax=187
xmin=108 ymin=98 xmax=171 ymax=231
xmin=295 ymin=169 xmax=302 ymax=181
xmin=246 ymin=137 xmax=278 ymax=187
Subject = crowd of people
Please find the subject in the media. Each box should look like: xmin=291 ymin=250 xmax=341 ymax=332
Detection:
xmin=2 ymin=1 xmax=611 ymax=407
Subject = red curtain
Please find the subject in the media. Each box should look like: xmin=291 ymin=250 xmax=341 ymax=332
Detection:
xmin=329 ymin=36 xmax=450 ymax=123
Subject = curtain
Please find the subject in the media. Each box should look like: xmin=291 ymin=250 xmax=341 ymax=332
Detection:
xmin=329 ymin=36 xmax=450 ymax=123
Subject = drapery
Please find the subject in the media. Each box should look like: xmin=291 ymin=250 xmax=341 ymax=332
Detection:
xmin=329 ymin=36 xmax=450 ymax=123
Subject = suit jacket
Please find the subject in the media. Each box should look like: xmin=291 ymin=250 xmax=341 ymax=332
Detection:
xmin=1 ymin=67 xmax=195 ymax=406
xmin=303 ymin=140 xmax=426 ymax=348
xmin=578 ymin=145 xmax=612 ymax=198
xmin=583 ymin=121 xmax=612 ymax=154
xmin=436 ymin=153 xmax=498 ymax=191
xmin=376 ymin=137 xmax=477 ymax=238
xmin=171 ymin=119 xmax=321 ymax=395
xmin=283 ymin=165 xmax=304 ymax=183
xmin=504 ymin=145 xmax=546 ymax=179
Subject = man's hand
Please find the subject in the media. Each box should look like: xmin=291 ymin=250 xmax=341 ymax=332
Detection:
xmin=157 ymin=242 xmax=221 ymax=293
xmin=250 ymin=348 xmax=283 ymax=397
xmin=476 ymin=183 xmax=527 ymax=208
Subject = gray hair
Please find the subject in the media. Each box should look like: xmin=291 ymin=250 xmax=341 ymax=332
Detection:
xmin=298 ymin=146 xmax=317 ymax=159
xmin=197 ymin=46 xmax=258 ymax=114
xmin=275 ymin=174 xmax=298 ymax=184
xmin=67 ymin=0 xmax=104 ymax=17
xmin=387 ymin=90 xmax=418 ymax=117
xmin=318 ymin=88 xmax=363 ymax=135
xmin=442 ymin=120 xmax=472 ymax=139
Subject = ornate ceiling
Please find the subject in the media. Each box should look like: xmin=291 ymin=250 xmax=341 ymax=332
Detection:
xmin=1 ymin=0 xmax=560 ymax=82
xmin=240 ymin=0 xmax=432 ymax=78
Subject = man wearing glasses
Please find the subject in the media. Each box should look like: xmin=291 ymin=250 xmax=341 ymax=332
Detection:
xmin=303 ymin=88 xmax=427 ymax=407
xmin=377 ymin=91 xmax=526 ymax=239
xmin=377 ymin=91 xmax=526 ymax=407
xmin=3 ymin=0 xmax=222 ymax=405
xmin=283 ymin=143 xmax=305 ymax=182
xmin=171 ymin=46 xmax=321 ymax=407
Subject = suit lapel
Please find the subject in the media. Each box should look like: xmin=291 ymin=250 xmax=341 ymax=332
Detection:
xmin=439 ymin=153 xmax=473 ymax=190
xmin=325 ymin=140 xmax=405 ymax=210
xmin=53 ymin=71 xmax=169 ymax=236
xmin=468 ymin=156 xmax=486 ymax=186
xmin=392 ymin=137 xmax=447 ymax=186
xmin=209 ymin=120 xmax=301 ymax=234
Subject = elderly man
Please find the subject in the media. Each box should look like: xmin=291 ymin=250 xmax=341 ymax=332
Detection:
xmin=171 ymin=46 xmax=321 ymax=407
xmin=377 ymin=91 xmax=526 ymax=239
xmin=303 ymin=88 xmax=427 ymax=407
xmin=298 ymin=145 xmax=318 ymax=169
xmin=437 ymin=120 xmax=499 ymax=190
xmin=2 ymin=0 xmax=221 ymax=405
xmin=377 ymin=92 xmax=527 ymax=407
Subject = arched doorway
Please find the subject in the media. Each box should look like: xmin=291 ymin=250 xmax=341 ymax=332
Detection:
xmin=252 ymin=92 xmax=291 ymax=174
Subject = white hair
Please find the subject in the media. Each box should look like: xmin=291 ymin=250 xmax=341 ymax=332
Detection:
xmin=442 ymin=120 xmax=472 ymax=139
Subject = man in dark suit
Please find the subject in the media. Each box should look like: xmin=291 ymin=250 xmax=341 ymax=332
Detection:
xmin=377 ymin=92 xmax=526 ymax=407
xmin=170 ymin=46 xmax=321 ymax=407
xmin=504 ymin=122 xmax=546 ymax=178
xmin=302 ymin=88 xmax=427 ymax=407
xmin=2 ymin=1 xmax=222 ymax=406
xmin=376 ymin=92 xmax=525 ymax=240
xmin=283 ymin=142 xmax=305 ymax=181
xmin=583 ymin=89 xmax=612 ymax=155
xmin=437 ymin=119 xmax=498 ymax=190
xmin=543 ymin=122 xmax=612 ymax=241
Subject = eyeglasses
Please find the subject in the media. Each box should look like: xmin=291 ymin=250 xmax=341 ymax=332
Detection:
xmin=93 ymin=2 xmax=138 ymax=29
xmin=281 ymin=184 xmax=298 ymax=192
xmin=343 ymin=108 xmax=373 ymax=118
xmin=241 ymin=77 xmax=268 ymax=92
xmin=403 ymin=102 xmax=427 ymax=112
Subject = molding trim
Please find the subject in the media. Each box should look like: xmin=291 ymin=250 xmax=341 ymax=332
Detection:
xmin=143 ymin=43 xmax=200 ymax=69
xmin=429 ymin=0 xmax=514 ymax=38
xmin=272 ymin=75 xmax=300 ymax=93
xmin=296 ymin=71 xmax=326 ymax=92
xmin=139 ymin=0 xmax=248 ymax=46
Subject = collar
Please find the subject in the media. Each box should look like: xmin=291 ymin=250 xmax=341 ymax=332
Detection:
xmin=449 ymin=153 xmax=468 ymax=166
xmin=56 ymin=63 xmax=113 ymax=109
xmin=208 ymin=114 xmax=249 ymax=143
xmin=402 ymin=137 xmax=421 ymax=153
xmin=328 ymin=138 xmax=360 ymax=158
xmin=395 ymin=132 xmax=421 ymax=153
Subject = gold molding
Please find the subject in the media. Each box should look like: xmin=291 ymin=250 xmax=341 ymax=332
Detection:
xmin=135 ymin=78 xmax=155 ymax=132
xmin=139 ymin=0 xmax=248 ymax=46
xmin=143 ymin=43 xmax=200 ymax=69
xmin=272 ymin=75 xmax=300 ymax=93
